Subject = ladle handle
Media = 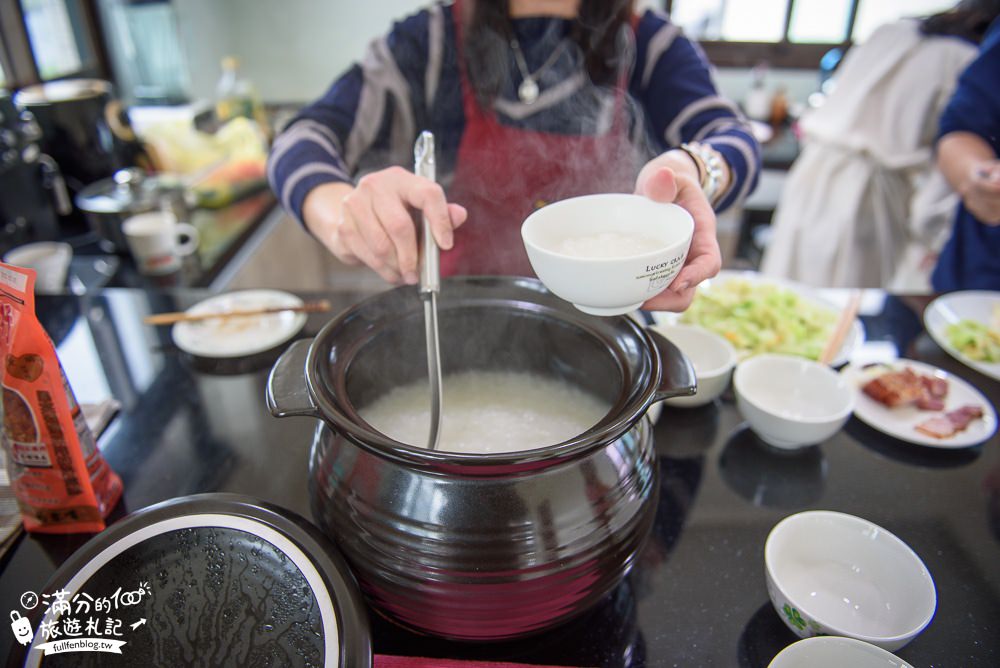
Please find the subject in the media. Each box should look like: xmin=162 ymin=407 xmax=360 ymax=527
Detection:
xmin=648 ymin=328 xmax=698 ymax=402
xmin=414 ymin=130 xmax=439 ymax=295
xmin=267 ymin=338 xmax=321 ymax=419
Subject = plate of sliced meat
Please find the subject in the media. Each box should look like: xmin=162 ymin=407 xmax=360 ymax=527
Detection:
xmin=841 ymin=359 xmax=997 ymax=448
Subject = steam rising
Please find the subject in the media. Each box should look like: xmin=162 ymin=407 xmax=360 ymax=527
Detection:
xmin=444 ymin=9 xmax=665 ymax=275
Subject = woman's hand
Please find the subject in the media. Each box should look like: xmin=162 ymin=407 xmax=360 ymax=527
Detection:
xmin=302 ymin=166 xmax=468 ymax=284
xmin=634 ymin=157 xmax=722 ymax=312
xmin=960 ymin=160 xmax=1000 ymax=225
xmin=938 ymin=132 xmax=1000 ymax=226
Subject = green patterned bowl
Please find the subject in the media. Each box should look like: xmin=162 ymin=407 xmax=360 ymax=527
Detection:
xmin=764 ymin=510 xmax=936 ymax=652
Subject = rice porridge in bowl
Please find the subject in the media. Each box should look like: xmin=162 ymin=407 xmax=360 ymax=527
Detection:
xmin=557 ymin=231 xmax=666 ymax=258
xmin=360 ymin=370 xmax=608 ymax=454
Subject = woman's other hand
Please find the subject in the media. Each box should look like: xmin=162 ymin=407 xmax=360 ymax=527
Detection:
xmin=938 ymin=132 xmax=1000 ymax=226
xmin=961 ymin=160 xmax=1000 ymax=225
xmin=634 ymin=158 xmax=722 ymax=312
xmin=302 ymin=166 xmax=468 ymax=284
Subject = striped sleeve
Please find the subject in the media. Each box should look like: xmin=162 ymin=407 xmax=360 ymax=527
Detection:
xmin=268 ymin=115 xmax=353 ymax=220
xmin=267 ymin=8 xmax=434 ymax=223
xmin=635 ymin=11 xmax=761 ymax=212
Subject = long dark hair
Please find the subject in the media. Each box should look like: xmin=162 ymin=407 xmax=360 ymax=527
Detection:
xmin=921 ymin=0 xmax=1000 ymax=43
xmin=464 ymin=0 xmax=635 ymax=105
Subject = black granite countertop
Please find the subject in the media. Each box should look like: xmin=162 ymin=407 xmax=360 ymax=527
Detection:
xmin=0 ymin=287 xmax=997 ymax=667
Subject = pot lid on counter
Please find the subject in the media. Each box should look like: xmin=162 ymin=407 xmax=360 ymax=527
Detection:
xmin=75 ymin=167 xmax=185 ymax=214
xmin=16 ymin=494 xmax=372 ymax=668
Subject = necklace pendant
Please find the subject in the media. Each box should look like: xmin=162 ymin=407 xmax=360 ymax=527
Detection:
xmin=518 ymin=77 xmax=539 ymax=104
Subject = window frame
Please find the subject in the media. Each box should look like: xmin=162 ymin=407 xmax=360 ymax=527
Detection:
xmin=0 ymin=0 xmax=110 ymax=90
xmin=664 ymin=0 xmax=862 ymax=69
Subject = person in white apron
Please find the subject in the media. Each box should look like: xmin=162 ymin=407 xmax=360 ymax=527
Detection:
xmin=761 ymin=4 xmax=997 ymax=290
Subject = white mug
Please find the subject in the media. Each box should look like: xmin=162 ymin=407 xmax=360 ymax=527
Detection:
xmin=122 ymin=211 xmax=199 ymax=276
xmin=3 ymin=241 xmax=73 ymax=294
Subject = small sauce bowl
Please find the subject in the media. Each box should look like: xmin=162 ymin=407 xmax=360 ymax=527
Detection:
xmin=768 ymin=636 xmax=913 ymax=668
xmin=650 ymin=323 xmax=737 ymax=407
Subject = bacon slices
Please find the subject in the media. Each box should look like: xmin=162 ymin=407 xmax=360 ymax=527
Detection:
xmin=915 ymin=405 xmax=985 ymax=439
xmin=862 ymin=368 xmax=947 ymax=410
xmin=861 ymin=366 xmax=985 ymax=439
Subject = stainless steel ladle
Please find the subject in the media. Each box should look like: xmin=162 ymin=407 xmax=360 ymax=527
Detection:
xmin=414 ymin=131 xmax=443 ymax=450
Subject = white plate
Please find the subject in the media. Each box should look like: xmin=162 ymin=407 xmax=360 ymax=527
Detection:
xmin=841 ymin=358 xmax=998 ymax=448
xmin=651 ymin=270 xmax=865 ymax=367
xmin=172 ymin=289 xmax=308 ymax=358
xmin=923 ymin=290 xmax=1000 ymax=382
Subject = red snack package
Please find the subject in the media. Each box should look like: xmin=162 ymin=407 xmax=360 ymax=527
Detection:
xmin=0 ymin=263 xmax=123 ymax=533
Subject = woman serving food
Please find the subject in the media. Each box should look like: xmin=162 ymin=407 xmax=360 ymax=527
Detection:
xmin=268 ymin=0 xmax=760 ymax=311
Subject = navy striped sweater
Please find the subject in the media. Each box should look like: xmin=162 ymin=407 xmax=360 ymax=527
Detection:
xmin=269 ymin=3 xmax=761 ymax=224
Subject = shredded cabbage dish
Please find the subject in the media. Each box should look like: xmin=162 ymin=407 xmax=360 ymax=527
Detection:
xmin=945 ymin=308 xmax=1000 ymax=362
xmin=679 ymin=278 xmax=837 ymax=359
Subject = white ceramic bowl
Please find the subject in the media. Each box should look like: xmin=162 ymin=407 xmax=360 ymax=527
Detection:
xmin=651 ymin=324 xmax=737 ymax=407
xmin=765 ymin=510 xmax=936 ymax=652
xmin=768 ymin=637 xmax=913 ymax=668
xmin=4 ymin=241 xmax=72 ymax=294
xmin=521 ymin=194 xmax=693 ymax=316
xmin=733 ymin=354 xmax=853 ymax=450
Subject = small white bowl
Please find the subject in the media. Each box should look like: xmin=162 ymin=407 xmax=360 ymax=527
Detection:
xmin=765 ymin=510 xmax=936 ymax=652
xmin=768 ymin=637 xmax=913 ymax=668
xmin=651 ymin=324 xmax=737 ymax=407
xmin=521 ymin=194 xmax=693 ymax=316
xmin=734 ymin=354 xmax=853 ymax=450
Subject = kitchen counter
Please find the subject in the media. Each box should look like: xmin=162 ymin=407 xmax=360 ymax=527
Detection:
xmin=1 ymin=287 xmax=998 ymax=667
xmin=65 ymin=189 xmax=276 ymax=292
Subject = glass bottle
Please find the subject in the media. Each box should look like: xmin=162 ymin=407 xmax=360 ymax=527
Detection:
xmin=215 ymin=56 xmax=262 ymax=125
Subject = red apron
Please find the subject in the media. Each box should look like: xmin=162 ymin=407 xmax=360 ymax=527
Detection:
xmin=442 ymin=0 xmax=637 ymax=277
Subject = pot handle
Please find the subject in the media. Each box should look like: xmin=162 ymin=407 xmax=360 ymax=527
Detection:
xmin=266 ymin=338 xmax=320 ymax=419
xmin=648 ymin=328 xmax=697 ymax=402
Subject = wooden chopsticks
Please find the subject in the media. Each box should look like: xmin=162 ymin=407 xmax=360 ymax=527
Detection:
xmin=819 ymin=290 xmax=862 ymax=366
xmin=143 ymin=299 xmax=331 ymax=325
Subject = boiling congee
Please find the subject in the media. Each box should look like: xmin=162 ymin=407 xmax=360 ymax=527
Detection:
xmin=360 ymin=370 xmax=608 ymax=454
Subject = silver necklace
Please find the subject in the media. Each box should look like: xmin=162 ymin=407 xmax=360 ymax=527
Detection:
xmin=510 ymin=36 xmax=568 ymax=104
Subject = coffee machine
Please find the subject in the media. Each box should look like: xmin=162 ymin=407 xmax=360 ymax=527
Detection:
xmin=0 ymin=92 xmax=70 ymax=258
xmin=14 ymin=79 xmax=148 ymax=239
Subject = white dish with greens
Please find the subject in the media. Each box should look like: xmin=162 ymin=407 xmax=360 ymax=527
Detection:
xmin=924 ymin=290 xmax=1000 ymax=382
xmin=652 ymin=271 xmax=865 ymax=367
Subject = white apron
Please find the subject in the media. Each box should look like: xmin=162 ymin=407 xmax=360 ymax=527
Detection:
xmin=761 ymin=20 xmax=975 ymax=289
